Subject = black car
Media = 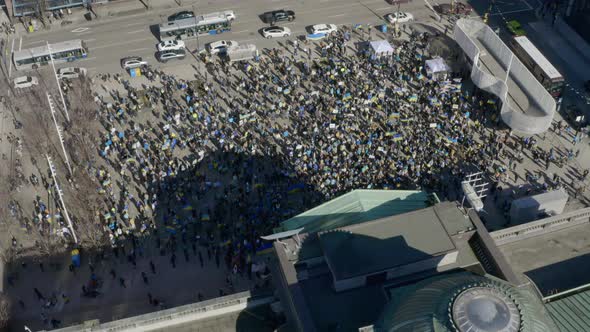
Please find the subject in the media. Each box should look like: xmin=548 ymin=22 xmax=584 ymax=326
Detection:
xmin=168 ymin=11 xmax=195 ymax=22
xmin=563 ymin=104 xmax=587 ymax=130
xmin=263 ymin=10 xmax=295 ymax=24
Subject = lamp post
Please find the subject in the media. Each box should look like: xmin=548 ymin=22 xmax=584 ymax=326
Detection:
xmin=46 ymin=154 xmax=78 ymax=244
xmin=46 ymin=42 xmax=70 ymax=122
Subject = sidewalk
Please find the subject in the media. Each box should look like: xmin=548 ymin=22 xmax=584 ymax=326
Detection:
xmin=11 ymin=0 xmax=201 ymax=37
xmin=6 ymin=234 xmax=259 ymax=331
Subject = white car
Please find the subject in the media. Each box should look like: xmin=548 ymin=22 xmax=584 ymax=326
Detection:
xmin=13 ymin=76 xmax=38 ymax=89
xmin=57 ymin=67 xmax=87 ymax=79
xmin=223 ymin=10 xmax=236 ymax=21
xmin=262 ymin=26 xmax=291 ymax=39
xmin=157 ymin=40 xmax=185 ymax=52
xmin=121 ymin=56 xmax=148 ymax=70
xmin=384 ymin=12 xmax=414 ymax=24
xmin=207 ymin=40 xmax=238 ymax=55
xmin=310 ymin=24 xmax=338 ymax=35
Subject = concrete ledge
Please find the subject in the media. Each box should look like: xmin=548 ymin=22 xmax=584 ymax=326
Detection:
xmin=46 ymin=290 xmax=274 ymax=332
xmin=491 ymin=207 xmax=590 ymax=245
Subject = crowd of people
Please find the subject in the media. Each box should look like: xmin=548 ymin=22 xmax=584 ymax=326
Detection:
xmin=14 ymin=21 xmax=589 ymax=330
xmin=85 ymin=26 xmax=516 ymax=262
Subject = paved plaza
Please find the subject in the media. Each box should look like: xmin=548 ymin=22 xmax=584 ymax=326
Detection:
xmin=0 ymin=0 xmax=589 ymax=330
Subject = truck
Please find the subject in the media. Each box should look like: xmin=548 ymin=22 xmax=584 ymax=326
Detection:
xmin=225 ymin=44 xmax=258 ymax=62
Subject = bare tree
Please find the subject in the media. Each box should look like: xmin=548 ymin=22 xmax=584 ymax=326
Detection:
xmin=0 ymin=292 xmax=11 ymax=328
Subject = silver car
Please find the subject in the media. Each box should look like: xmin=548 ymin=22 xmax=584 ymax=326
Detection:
xmin=157 ymin=49 xmax=186 ymax=63
xmin=57 ymin=67 xmax=87 ymax=79
xmin=121 ymin=56 xmax=148 ymax=70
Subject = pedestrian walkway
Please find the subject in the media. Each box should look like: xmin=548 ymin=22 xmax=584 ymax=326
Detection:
xmin=6 ymin=234 xmax=260 ymax=331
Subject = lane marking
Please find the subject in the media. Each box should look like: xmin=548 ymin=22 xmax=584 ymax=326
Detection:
xmin=490 ymin=8 xmax=532 ymax=16
xmin=127 ymin=29 xmax=146 ymax=34
xmin=78 ymin=56 xmax=96 ymax=62
xmin=127 ymin=47 xmax=149 ymax=52
xmin=124 ymin=22 xmax=146 ymax=27
xmin=18 ymin=37 xmax=22 ymax=51
xmin=8 ymin=38 xmax=14 ymax=78
xmin=27 ymin=40 xmax=46 ymax=45
xmin=71 ymin=27 xmax=90 ymax=33
xmin=93 ymin=37 xmax=154 ymax=50
xmin=86 ymin=38 xmax=97 ymax=42
xmin=77 ymin=31 xmax=94 ymax=35
xmin=521 ymin=0 xmax=533 ymax=10
xmin=375 ymin=7 xmax=391 ymax=11
xmin=233 ymin=30 xmax=249 ymax=33
xmin=327 ymin=13 xmax=346 ymax=18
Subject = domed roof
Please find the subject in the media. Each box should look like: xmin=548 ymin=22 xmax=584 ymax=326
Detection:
xmin=451 ymin=287 xmax=520 ymax=332
xmin=374 ymin=272 xmax=557 ymax=332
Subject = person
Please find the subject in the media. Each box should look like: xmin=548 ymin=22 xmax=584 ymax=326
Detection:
xmin=150 ymin=260 xmax=156 ymax=274
xmin=34 ymin=288 xmax=44 ymax=301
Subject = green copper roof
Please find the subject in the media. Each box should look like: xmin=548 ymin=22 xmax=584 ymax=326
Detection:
xmin=546 ymin=289 xmax=590 ymax=332
xmin=374 ymin=272 xmax=559 ymax=332
xmin=275 ymin=190 xmax=435 ymax=234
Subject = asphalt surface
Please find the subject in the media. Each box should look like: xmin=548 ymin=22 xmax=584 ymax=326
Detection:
xmin=13 ymin=0 xmax=456 ymax=74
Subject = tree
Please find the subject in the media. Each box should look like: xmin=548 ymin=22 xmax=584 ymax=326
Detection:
xmin=0 ymin=292 xmax=11 ymax=329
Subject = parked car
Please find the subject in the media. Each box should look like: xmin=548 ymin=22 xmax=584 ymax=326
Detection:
xmin=13 ymin=76 xmax=38 ymax=89
xmin=384 ymin=12 xmax=414 ymax=24
xmin=310 ymin=24 xmax=338 ymax=35
xmin=562 ymin=104 xmax=587 ymax=130
xmin=263 ymin=10 xmax=295 ymax=24
xmin=57 ymin=67 xmax=87 ymax=79
xmin=262 ymin=26 xmax=291 ymax=39
xmin=157 ymin=40 xmax=185 ymax=52
xmin=436 ymin=2 xmax=473 ymax=15
xmin=222 ymin=10 xmax=236 ymax=21
xmin=157 ymin=49 xmax=186 ymax=63
xmin=168 ymin=11 xmax=194 ymax=21
xmin=121 ymin=56 xmax=148 ymax=70
xmin=207 ymin=40 xmax=238 ymax=55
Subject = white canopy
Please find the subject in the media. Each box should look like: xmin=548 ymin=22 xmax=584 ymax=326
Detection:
xmin=425 ymin=58 xmax=450 ymax=73
xmin=369 ymin=40 xmax=394 ymax=56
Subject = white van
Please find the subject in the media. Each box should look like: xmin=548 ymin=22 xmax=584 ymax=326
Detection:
xmin=13 ymin=76 xmax=39 ymax=89
xmin=225 ymin=44 xmax=258 ymax=62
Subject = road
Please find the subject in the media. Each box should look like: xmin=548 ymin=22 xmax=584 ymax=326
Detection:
xmin=13 ymin=0 xmax=456 ymax=74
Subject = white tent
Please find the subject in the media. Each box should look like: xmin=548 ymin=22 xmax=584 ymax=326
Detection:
xmin=369 ymin=40 xmax=394 ymax=56
xmin=425 ymin=58 xmax=450 ymax=79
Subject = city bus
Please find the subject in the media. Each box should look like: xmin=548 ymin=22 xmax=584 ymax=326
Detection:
xmin=159 ymin=12 xmax=233 ymax=42
xmin=13 ymin=39 xmax=88 ymax=71
xmin=509 ymin=36 xmax=564 ymax=98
